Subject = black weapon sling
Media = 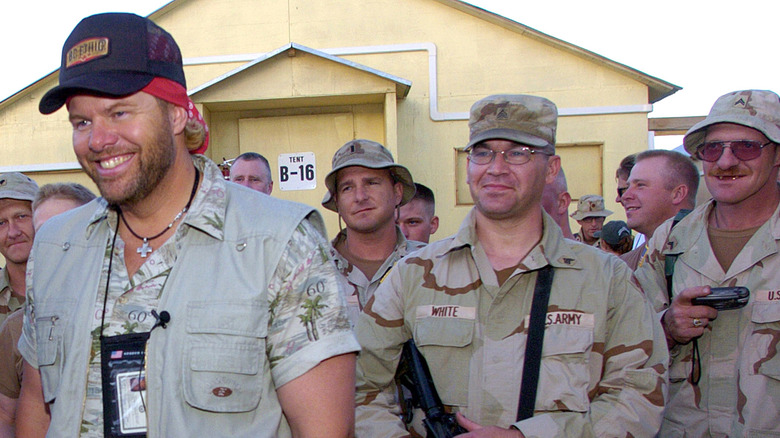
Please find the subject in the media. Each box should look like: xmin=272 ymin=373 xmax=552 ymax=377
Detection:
xmin=516 ymin=264 xmax=555 ymax=421
xmin=662 ymin=209 xmax=701 ymax=384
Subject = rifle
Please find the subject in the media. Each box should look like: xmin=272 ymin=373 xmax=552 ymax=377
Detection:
xmin=396 ymin=339 xmax=467 ymax=438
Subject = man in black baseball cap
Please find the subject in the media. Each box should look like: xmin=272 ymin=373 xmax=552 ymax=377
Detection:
xmin=18 ymin=13 xmax=358 ymax=437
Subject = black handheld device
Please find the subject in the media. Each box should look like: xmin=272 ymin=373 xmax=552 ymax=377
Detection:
xmin=691 ymin=287 xmax=749 ymax=310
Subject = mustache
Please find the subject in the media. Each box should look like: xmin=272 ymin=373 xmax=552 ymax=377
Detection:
xmin=708 ymin=169 xmax=748 ymax=177
xmin=86 ymin=150 xmax=132 ymax=161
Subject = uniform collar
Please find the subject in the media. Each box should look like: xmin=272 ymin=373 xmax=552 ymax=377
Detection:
xmin=442 ymin=208 xmax=582 ymax=271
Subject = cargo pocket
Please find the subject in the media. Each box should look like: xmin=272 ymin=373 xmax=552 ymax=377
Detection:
xmin=535 ymin=325 xmax=593 ymax=412
xmin=182 ymin=301 xmax=267 ymax=413
xmin=34 ymin=300 xmax=73 ymax=403
xmin=414 ymin=317 xmax=474 ymax=405
xmin=749 ymin=302 xmax=780 ymax=379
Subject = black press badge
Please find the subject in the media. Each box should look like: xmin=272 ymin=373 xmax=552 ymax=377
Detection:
xmin=100 ymin=332 xmax=150 ymax=437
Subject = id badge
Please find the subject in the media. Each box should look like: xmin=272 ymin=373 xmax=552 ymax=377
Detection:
xmin=100 ymin=332 xmax=150 ymax=437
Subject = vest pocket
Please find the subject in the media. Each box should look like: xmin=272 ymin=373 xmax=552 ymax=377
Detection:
xmin=34 ymin=303 xmax=72 ymax=403
xmin=183 ymin=301 xmax=267 ymax=412
xmin=183 ymin=342 xmax=264 ymax=412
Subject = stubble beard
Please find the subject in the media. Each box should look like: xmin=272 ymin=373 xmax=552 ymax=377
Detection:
xmin=86 ymin=117 xmax=177 ymax=207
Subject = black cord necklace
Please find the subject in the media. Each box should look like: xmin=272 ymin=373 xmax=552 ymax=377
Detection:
xmin=119 ymin=168 xmax=200 ymax=258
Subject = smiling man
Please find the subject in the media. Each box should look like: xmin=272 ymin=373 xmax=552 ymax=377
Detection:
xmin=16 ymin=13 xmax=358 ymax=438
xmin=636 ymin=90 xmax=780 ymax=436
xmin=322 ymin=139 xmax=423 ymax=325
xmin=355 ymin=94 xmax=667 ymax=437
xmin=619 ymin=149 xmax=698 ymax=269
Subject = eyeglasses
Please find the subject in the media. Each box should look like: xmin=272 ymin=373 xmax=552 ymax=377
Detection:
xmin=580 ymin=216 xmax=605 ymax=224
xmin=695 ymin=140 xmax=774 ymax=162
xmin=468 ymin=146 xmax=550 ymax=165
xmin=617 ymin=186 xmax=628 ymax=198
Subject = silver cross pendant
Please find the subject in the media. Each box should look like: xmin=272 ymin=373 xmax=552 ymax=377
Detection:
xmin=137 ymin=239 xmax=153 ymax=257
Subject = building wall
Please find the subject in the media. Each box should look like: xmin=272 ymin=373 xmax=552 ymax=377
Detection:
xmin=0 ymin=0 xmax=667 ymax=240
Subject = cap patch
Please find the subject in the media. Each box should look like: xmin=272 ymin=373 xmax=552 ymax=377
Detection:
xmin=66 ymin=37 xmax=109 ymax=68
xmin=478 ymin=102 xmax=508 ymax=122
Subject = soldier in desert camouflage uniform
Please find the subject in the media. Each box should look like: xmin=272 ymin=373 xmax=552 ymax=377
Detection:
xmin=570 ymin=194 xmax=612 ymax=247
xmin=322 ymin=139 xmax=424 ymax=326
xmin=0 ymin=172 xmax=38 ymax=328
xmin=355 ymin=94 xmax=668 ymax=437
xmin=635 ymin=89 xmax=780 ymax=437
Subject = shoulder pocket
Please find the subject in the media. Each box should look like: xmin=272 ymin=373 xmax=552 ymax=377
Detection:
xmin=183 ymin=301 xmax=267 ymax=412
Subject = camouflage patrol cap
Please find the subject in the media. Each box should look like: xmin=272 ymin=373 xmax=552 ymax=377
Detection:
xmin=684 ymin=90 xmax=780 ymax=155
xmin=321 ymin=139 xmax=415 ymax=212
xmin=0 ymin=173 xmax=39 ymax=203
xmin=465 ymin=94 xmax=557 ymax=154
xmin=570 ymin=194 xmax=613 ymax=221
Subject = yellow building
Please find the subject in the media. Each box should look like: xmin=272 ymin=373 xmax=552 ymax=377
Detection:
xmin=0 ymin=0 xmax=678 ymax=239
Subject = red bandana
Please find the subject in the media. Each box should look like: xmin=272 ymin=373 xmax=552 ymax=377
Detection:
xmin=141 ymin=77 xmax=209 ymax=154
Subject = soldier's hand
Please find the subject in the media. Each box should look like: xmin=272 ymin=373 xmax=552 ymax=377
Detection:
xmin=662 ymin=286 xmax=719 ymax=346
xmin=455 ymin=412 xmax=525 ymax=437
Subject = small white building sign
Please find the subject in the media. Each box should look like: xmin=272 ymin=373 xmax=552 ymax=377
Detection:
xmin=278 ymin=152 xmax=317 ymax=191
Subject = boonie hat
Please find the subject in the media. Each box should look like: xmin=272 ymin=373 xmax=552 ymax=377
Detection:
xmin=594 ymin=220 xmax=632 ymax=246
xmin=465 ymin=94 xmax=557 ymax=154
xmin=570 ymin=194 xmax=613 ymax=221
xmin=684 ymin=90 xmax=780 ymax=155
xmin=321 ymin=139 xmax=415 ymax=212
xmin=39 ymin=13 xmax=186 ymax=114
xmin=0 ymin=173 xmax=39 ymax=203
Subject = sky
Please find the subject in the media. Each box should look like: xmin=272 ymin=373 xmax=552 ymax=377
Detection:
xmin=2 ymin=0 xmax=778 ymax=149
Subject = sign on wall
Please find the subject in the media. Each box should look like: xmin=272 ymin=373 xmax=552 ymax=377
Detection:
xmin=278 ymin=152 xmax=317 ymax=191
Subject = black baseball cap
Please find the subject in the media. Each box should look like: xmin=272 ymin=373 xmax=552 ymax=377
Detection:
xmin=39 ymin=13 xmax=186 ymax=114
xmin=594 ymin=220 xmax=632 ymax=246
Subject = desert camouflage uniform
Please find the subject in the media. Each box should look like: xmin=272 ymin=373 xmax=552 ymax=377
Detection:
xmin=0 ymin=308 xmax=23 ymax=399
xmin=19 ymin=156 xmax=359 ymax=437
xmin=572 ymin=230 xmax=600 ymax=248
xmin=0 ymin=268 xmax=23 ymax=327
xmin=635 ymin=199 xmax=780 ymax=437
xmin=356 ymin=209 xmax=668 ymax=438
xmin=330 ymin=228 xmax=424 ymax=326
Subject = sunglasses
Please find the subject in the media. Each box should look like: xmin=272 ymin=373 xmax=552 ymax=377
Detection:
xmin=695 ymin=140 xmax=774 ymax=162
xmin=617 ymin=186 xmax=627 ymax=198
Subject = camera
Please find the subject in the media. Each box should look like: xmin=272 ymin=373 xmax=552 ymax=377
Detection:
xmin=691 ymin=287 xmax=749 ymax=310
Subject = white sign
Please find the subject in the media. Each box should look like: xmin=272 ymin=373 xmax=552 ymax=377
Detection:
xmin=278 ymin=152 xmax=317 ymax=191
